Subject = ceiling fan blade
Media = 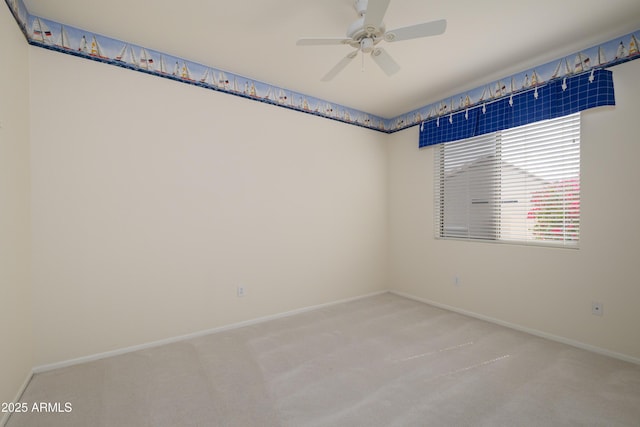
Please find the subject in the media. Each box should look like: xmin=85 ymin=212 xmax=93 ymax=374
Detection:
xmin=297 ymin=37 xmax=352 ymax=46
xmin=371 ymin=48 xmax=400 ymax=76
xmin=363 ymin=0 xmax=391 ymax=32
xmin=385 ymin=19 xmax=447 ymax=42
xmin=321 ymin=51 xmax=358 ymax=82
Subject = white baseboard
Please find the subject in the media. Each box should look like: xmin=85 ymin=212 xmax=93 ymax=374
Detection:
xmin=390 ymin=290 xmax=640 ymax=366
xmin=33 ymin=290 xmax=389 ymax=374
xmin=0 ymin=371 xmax=33 ymax=427
xmin=28 ymin=288 xmax=639 ymax=384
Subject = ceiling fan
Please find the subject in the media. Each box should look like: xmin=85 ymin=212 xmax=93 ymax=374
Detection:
xmin=296 ymin=0 xmax=447 ymax=81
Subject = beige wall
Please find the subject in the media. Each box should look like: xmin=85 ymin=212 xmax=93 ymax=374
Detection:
xmin=4 ymin=2 xmax=640 ymax=403
xmin=0 ymin=5 xmax=32 ymax=408
xmin=28 ymin=47 xmax=389 ymax=366
xmin=389 ymin=59 xmax=640 ymax=361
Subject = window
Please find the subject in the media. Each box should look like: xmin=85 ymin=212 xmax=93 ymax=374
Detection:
xmin=434 ymin=113 xmax=580 ymax=247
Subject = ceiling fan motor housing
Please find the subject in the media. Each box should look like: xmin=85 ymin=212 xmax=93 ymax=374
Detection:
xmin=347 ymin=16 xmax=385 ymax=46
xmin=347 ymin=17 xmax=386 ymax=38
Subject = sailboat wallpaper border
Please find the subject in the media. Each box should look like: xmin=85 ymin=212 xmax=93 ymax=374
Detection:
xmin=5 ymin=0 xmax=640 ymax=133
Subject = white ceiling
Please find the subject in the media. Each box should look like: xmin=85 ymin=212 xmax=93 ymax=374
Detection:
xmin=22 ymin=0 xmax=640 ymax=119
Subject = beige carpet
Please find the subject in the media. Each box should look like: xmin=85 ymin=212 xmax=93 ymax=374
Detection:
xmin=7 ymin=293 xmax=640 ymax=426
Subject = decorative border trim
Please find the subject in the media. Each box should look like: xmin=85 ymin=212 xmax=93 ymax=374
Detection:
xmin=4 ymin=0 xmax=640 ymax=134
xmin=402 ymin=33 xmax=638 ymax=132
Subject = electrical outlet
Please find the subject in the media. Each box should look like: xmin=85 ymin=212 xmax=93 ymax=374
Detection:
xmin=237 ymin=285 xmax=246 ymax=297
xmin=592 ymin=301 xmax=603 ymax=316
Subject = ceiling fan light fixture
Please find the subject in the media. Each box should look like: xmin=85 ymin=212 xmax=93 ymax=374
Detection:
xmin=361 ymin=38 xmax=375 ymax=53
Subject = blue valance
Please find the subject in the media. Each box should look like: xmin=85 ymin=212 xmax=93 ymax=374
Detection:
xmin=419 ymin=69 xmax=615 ymax=148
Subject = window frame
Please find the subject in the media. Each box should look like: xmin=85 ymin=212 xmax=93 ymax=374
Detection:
xmin=433 ymin=113 xmax=581 ymax=248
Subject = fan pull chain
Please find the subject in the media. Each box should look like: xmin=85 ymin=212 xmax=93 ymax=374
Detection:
xmin=361 ymin=51 xmax=365 ymax=72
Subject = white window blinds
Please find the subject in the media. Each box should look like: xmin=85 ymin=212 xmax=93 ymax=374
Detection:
xmin=434 ymin=113 xmax=580 ymax=247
